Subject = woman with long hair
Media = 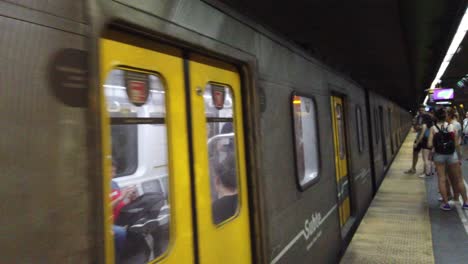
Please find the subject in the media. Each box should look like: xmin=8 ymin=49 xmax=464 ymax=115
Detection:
xmin=427 ymin=108 xmax=468 ymax=210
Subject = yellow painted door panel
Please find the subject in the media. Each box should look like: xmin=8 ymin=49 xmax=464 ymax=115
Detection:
xmin=189 ymin=54 xmax=252 ymax=264
xmin=100 ymin=36 xmax=194 ymax=264
xmin=331 ymin=96 xmax=351 ymax=227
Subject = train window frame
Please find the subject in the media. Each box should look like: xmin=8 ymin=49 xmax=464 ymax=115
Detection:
xmin=103 ymin=66 xmax=172 ymax=263
xmin=374 ymin=107 xmax=379 ymax=144
xmin=335 ymin=103 xmax=346 ymax=160
xmin=204 ymin=82 xmax=242 ymax=226
xmin=290 ymin=91 xmax=321 ymax=191
xmin=356 ymin=105 xmax=365 ymax=153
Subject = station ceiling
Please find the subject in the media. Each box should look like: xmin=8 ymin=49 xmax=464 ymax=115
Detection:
xmin=215 ymin=0 xmax=468 ymax=110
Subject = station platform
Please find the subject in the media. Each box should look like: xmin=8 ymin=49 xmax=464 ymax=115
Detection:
xmin=341 ymin=132 xmax=468 ymax=264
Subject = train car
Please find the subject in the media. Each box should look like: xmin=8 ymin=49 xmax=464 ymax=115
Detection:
xmin=1 ymin=1 xmax=412 ymax=263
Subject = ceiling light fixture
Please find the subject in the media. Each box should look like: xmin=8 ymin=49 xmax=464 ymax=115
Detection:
xmin=430 ymin=7 xmax=468 ymax=89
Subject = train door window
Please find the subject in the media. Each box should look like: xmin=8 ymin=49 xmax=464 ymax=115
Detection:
xmin=204 ymin=83 xmax=240 ymax=225
xmin=374 ymin=107 xmax=379 ymax=144
xmin=292 ymin=94 xmax=320 ymax=189
xmin=356 ymin=105 xmax=364 ymax=153
xmin=388 ymin=108 xmax=394 ymax=154
xmin=336 ymin=104 xmax=346 ymax=159
xmin=104 ymin=68 xmax=170 ymax=262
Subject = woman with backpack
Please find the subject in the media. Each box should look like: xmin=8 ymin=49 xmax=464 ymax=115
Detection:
xmin=427 ymin=108 xmax=468 ymax=211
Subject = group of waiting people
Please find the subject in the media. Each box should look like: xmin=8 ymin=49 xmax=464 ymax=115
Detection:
xmin=405 ymin=105 xmax=468 ymax=211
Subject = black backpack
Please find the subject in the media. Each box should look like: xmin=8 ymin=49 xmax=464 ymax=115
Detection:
xmin=433 ymin=124 xmax=455 ymax=154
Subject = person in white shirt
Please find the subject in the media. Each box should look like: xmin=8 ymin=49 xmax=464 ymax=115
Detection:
xmin=463 ymin=112 xmax=468 ymax=145
xmin=428 ymin=108 xmax=468 ymax=211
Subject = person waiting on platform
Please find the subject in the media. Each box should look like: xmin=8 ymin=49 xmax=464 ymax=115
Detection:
xmin=405 ymin=105 xmax=428 ymax=174
xmin=212 ymin=153 xmax=238 ymax=225
xmin=427 ymin=108 xmax=468 ymax=211
xmin=418 ymin=114 xmax=434 ymax=179
xmin=463 ymin=112 xmax=468 ymax=146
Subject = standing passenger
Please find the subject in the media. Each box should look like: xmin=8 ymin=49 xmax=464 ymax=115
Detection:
xmin=427 ymin=108 xmax=468 ymax=210
xmin=418 ymin=114 xmax=433 ymax=179
xmin=447 ymin=108 xmax=463 ymax=200
xmin=463 ymin=112 xmax=468 ymax=145
xmin=405 ymin=105 xmax=426 ymax=174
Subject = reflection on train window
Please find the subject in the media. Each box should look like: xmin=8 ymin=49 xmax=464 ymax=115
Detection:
xmin=292 ymin=95 xmax=319 ymax=189
xmin=356 ymin=106 xmax=364 ymax=153
xmin=336 ymin=104 xmax=346 ymax=160
xmin=111 ymin=125 xmax=138 ymax=177
xmin=374 ymin=108 xmax=379 ymax=144
xmin=204 ymin=83 xmax=239 ymax=225
xmin=104 ymin=68 xmax=170 ymax=263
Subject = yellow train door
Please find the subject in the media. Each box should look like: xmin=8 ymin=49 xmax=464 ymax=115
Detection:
xmin=100 ymin=32 xmax=252 ymax=264
xmin=189 ymin=54 xmax=252 ymax=264
xmin=100 ymin=35 xmax=194 ymax=264
xmin=331 ymin=96 xmax=351 ymax=227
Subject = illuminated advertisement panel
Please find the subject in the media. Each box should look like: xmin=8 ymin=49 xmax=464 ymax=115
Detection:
xmin=432 ymin=88 xmax=454 ymax=101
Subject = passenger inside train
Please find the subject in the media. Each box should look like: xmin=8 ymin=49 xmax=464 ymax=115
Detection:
xmin=212 ymin=153 xmax=238 ymax=224
xmin=110 ymin=160 xmax=137 ymax=262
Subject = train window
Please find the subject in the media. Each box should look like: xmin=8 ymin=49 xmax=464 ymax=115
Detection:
xmin=204 ymin=83 xmax=240 ymax=225
xmin=111 ymin=125 xmax=138 ymax=177
xmin=292 ymin=94 xmax=320 ymax=189
xmin=356 ymin=106 xmax=364 ymax=152
xmin=374 ymin=107 xmax=379 ymax=144
xmin=336 ymin=104 xmax=346 ymax=160
xmin=104 ymin=68 xmax=170 ymax=263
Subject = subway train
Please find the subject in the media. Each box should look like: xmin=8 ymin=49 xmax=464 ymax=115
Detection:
xmin=1 ymin=1 xmax=413 ymax=263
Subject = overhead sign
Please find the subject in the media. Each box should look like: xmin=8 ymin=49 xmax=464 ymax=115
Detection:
xmin=432 ymin=88 xmax=454 ymax=101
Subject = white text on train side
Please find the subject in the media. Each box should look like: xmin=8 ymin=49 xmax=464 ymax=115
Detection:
xmin=304 ymin=212 xmax=322 ymax=240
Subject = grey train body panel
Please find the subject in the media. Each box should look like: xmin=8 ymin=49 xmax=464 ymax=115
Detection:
xmin=0 ymin=0 xmax=413 ymax=263
xmin=0 ymin=0 xmax=91 ymax=263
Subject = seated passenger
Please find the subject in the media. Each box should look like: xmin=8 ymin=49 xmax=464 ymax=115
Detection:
xmin=212 ymin=154 xmax=238 ymax=225
xmin=110 ymin=160 xmax=137 ymax=261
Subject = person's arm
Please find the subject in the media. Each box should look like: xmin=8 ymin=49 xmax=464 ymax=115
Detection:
xmin=415 ymin=124 xmax=426 ymax=146
xmin=110 ymin=188 xmax=134 ymax=208
xmin=111 ymin=195 xmax=124 ymax=209
xmin=427 ymin=127 xmax=434 ymax=149
xmin=453 ymin=126 xmax=462 ymax=159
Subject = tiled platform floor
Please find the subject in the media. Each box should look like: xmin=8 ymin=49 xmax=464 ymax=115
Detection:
xmin=341 ymin=133 xmax=434 ymax=264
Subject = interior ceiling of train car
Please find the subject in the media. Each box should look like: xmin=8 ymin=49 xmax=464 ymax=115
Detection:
xmin=213 ymin=0 xmax=468 ymax=110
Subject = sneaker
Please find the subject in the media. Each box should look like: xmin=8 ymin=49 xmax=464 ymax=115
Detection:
xmin=438 ymin=196 xmax=453 ymax=202
xmin=440 ymin=203 xmax=452 ymax=211
xmin=418 ymin=174 xmax=431 ymax=179
xmin=404 ymin=169 xmax=416 ymax=174
xmin=463 ymin=204 xmax=468 ymax=210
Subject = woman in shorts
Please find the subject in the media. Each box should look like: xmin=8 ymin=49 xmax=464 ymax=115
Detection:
xmin=427 ymin=108 xmax=468 ymax=210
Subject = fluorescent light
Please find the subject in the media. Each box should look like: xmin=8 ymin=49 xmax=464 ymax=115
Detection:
xmin=430 ymin=7 xmax=468 ymax=89
xmin=436 ymin=101 xmax=452 ymax=105
xmin=423 ymin=95 xmax=428 ymax=105
xmin=103 ymin=84 xmax=126 ymax=90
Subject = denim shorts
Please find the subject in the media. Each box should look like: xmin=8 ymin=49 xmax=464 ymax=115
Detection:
xmin=433 ymin=152 xmax=458 ymax=164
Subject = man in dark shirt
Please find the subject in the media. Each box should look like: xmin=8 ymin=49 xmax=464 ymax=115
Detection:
xmin=405 ymin=105 xmax=428 ymax=174
xmin=212 ymin=154 xmax=238 ymax=225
